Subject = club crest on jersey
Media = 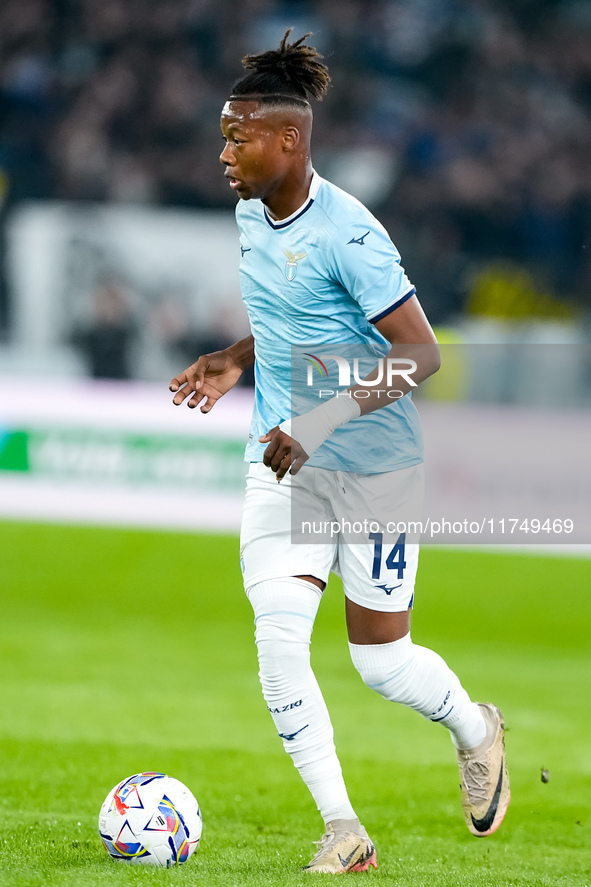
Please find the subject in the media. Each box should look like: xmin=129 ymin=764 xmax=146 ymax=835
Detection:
xmin=283 ymin=249 xmax=307 ymax=281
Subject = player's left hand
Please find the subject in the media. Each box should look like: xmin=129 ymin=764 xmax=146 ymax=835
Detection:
xmin=259 ymin=427 xmax=309 ymax=481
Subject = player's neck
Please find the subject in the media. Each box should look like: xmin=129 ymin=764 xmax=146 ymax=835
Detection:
xmin=263 ymin=165 xmax=314 ymax=221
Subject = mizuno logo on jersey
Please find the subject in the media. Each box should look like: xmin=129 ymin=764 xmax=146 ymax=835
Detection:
xmin=283 ymin=249 xmax=307 ymax=281
xmin=348 ymin=231 xmax=371 ymax=246
xmin=240 ymin=245 xmax=251 ymax=257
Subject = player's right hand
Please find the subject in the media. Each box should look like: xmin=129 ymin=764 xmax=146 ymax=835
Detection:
xmin=259 ymin=426 xmax=310 ymax=481
xmin=169 ymin=350 xmax=244 ymax=413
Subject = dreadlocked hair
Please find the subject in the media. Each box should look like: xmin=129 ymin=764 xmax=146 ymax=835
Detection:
xmin=231 ymin=28 xmax=330 ymax=106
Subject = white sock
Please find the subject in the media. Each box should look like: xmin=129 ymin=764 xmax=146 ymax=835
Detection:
xmin=349 ymin=633 xmax=486 ymax=750
xmin=248 ymin=578 xmax=357 ymax=822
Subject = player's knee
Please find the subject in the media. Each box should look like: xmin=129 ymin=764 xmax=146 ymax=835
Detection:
xmin=247 ymin=578 xmax=318 ymax=650
xmin=252 ymin=609 xmax=312 ymax=700
xmin=254 ymin=620 xmax=310 ymax=707
xmin=349 ymin=634 xmax=416 ymax=702
xmin=255 ymin=616 xmax=311 ymax=680
xmin=247 ymin=578 xmax=320 ymax=700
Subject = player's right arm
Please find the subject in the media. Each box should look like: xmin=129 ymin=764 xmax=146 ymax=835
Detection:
xmin=169 ymin=334 xmax=255 ymax=413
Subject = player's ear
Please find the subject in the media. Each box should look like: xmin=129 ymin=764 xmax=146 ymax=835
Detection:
xmin=282 ymin=126 xmax=301 ymax=152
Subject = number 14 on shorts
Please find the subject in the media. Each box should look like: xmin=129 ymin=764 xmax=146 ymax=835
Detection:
xmin=370 ymin=532 xmax=407 ymax=580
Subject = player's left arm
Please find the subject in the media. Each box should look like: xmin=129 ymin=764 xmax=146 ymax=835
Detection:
xmin=262 ymin=295 xmax=439 ymax=480
xmin=353 ymin=293 xmax=440 ymax=415
xmin=263 ymin=224 xmax=439 ymax=478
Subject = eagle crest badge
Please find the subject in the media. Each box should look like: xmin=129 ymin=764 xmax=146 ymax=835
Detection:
xmin=283 ymin=249 xmax=307 ymax=281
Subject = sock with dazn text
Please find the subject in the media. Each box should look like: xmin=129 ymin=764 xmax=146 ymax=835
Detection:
xmin=247 ymin=577 xmax=357 ymax=823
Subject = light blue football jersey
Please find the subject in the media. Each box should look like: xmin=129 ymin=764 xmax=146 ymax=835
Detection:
xmin=236 ymin=171 xmax=423 ymax=474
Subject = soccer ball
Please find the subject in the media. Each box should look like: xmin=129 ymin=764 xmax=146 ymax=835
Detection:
xmin=98 ymin=772 xmax=202 ymax=866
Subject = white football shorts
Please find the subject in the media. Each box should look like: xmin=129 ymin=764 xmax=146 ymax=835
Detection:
xmin=240 ymin=461 xmax=424 ymax=612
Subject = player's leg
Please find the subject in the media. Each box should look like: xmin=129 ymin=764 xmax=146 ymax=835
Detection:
xmin=247 ymin=573 xmax=354 ymax=822
xmin=346 ymin=599 xmax=510 ymax=836
xmin=241 ymin=464 xmax=375 ymax=871
xmin=346 ymin=595 xmax=487 ymax=747
xmin=247 ymin=572 xmax=376 ymax=873
xmin=336 ymin=467 xmax=510 ymax=836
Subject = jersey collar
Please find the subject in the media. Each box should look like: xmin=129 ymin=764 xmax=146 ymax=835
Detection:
xmin=263 ymin=171 xmax=321 ymax=230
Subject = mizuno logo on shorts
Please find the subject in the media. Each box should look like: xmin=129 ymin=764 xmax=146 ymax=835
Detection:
xmin=375 ymin=582 xmax=402 ymax=595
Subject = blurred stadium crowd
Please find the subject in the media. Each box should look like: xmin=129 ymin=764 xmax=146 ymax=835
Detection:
xmin=1 ymin=0 xmax=590 ymax=375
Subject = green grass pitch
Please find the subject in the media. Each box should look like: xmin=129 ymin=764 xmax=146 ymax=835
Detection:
xmin=0 ymin=521 xmax=589 ymax=887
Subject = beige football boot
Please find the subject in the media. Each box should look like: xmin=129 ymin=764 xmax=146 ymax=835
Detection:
xmin=303 ymin=818 xmax=377 ymax=874
xmin=456 ymin=702 xmax=511 ymax=836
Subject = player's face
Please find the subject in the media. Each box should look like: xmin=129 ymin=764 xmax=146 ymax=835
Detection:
xmin=220 ymin=101 xmax=293 ymax=201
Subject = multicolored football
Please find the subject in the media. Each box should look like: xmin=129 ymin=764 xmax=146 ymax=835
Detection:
xmin=98 ymin=772 xmax=202 ymax=866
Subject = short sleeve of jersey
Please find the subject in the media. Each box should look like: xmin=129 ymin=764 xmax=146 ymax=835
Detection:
xmin=328 ymin=220 xmax=416 ymax=323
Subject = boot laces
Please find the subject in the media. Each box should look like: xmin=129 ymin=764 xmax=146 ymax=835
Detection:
xmin=313 ymin=828 xmax=339 ymax=850
xmin=461 ymin=757 xmax=491 ymax=804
